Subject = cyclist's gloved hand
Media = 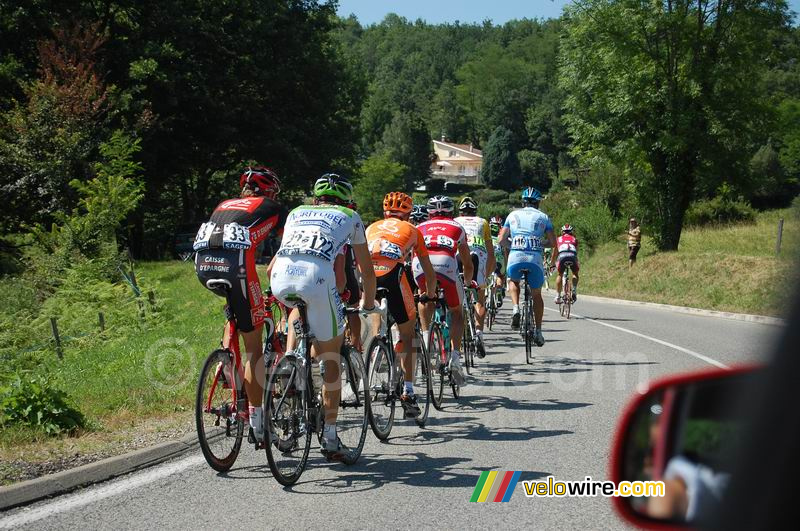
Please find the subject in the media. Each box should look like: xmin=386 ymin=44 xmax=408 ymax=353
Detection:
xmin=360 ymin=300 xmax=376 ymax=312
xmin=340 ymin=289 xmax=351 ymax=302
xmin=469 ymin=280 xmax=479 ymax=289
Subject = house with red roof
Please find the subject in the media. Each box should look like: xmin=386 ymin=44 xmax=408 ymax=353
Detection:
xmin=431 ymin=137 xmax=483 ymax=185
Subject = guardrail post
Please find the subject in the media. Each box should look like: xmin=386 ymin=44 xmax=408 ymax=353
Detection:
xmin=776 ymin=218 xmax=784 ymax=255
xmin=50 ymin=317 xmax=63 ymax=359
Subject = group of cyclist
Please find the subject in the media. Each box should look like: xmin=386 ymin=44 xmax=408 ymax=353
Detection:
xmin=193 ymin=166 xmax=581 ymax=461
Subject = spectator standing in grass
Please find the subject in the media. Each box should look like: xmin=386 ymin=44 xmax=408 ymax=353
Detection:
xmin=628 ymin=218 xmax=642 ymax=268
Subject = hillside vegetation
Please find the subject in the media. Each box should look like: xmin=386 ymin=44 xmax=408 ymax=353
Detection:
xmin=573 ymin=209 xmax=799 ymax=316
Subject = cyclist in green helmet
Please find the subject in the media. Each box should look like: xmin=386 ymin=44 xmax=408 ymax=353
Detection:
xmin=268 ymin=173 xmax=376 ymax=460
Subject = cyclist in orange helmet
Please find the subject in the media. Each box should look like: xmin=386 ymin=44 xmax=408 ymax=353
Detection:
xmin=365 ymin=192 xmax=437 ymax=418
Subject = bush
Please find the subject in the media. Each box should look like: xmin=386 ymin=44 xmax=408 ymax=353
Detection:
xmin=685 ymin=195 xmax=756 ymax=226
xmin=0 ymin=375 xmax=86 ymax=435
xmin=554 ymin=203 xmax=623 ymax=251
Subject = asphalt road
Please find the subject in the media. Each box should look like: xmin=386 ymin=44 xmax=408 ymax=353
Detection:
xmin=1 ymin=292 xmax=782 ymax=530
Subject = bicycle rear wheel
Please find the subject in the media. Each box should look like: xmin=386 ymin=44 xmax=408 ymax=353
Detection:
xmin=413 ymin=330 xmax=432 ymax=427
xmin=264 ymin=355 xmax=311 ymax=486
xmin=365 ymin=336 xmax=395 ymax=440
xmin=428 ymin=324 xmax=446 ymax=410
xmin=195 ymin=349 xmax=244 ymax=472
xmin=524 ymin=296 xmax=534 ymax=365
xmin=336 ymin=347 xmax=369 ymax=464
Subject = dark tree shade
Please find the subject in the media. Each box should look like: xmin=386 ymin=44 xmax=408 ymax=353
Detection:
xmin=481 ymin=126 xmax=521 ymax=192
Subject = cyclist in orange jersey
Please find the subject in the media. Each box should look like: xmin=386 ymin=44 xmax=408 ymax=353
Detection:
xmin=365 ymin=192 xmax=437 ymax=418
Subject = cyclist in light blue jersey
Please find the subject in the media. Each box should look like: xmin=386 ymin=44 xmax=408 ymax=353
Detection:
xmin=497 ymin=187 xmax=557 ymax=346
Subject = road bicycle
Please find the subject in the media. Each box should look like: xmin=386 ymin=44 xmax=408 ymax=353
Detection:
xmin=365 ymin=289 xmax=432 ymax=440
xmin=195 ymin=282 xmax=285 ymax=472
xmin=262 ymin=299 xmax=369 ymax=486
xmin=460 ymin=274 xmax=478 ymax=374
xmin=559 ymin=262 xmax=574 ymax=320
xmin=518 ymin=270 xmax=535 ymax=365
xmin=485 ymin=272 xmax=498 ymax=331
xmin=422 ymin=291 xmax=461 ymax=408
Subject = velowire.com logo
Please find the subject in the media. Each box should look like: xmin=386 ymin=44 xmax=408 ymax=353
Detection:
xmin=469 ymin=471 xmax=522 ymax=503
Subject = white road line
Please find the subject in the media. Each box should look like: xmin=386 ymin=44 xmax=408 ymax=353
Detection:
xmin=544 ymin=306 xmax=730 ymax=370
xmin=0 ymin=455 xmax=204 ymax=529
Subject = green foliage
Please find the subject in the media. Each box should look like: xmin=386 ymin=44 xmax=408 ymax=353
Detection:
xmin=353 ymin=154 xmax=407 ymax=224
xmin=685 ymin=187 xmax=757 ymax=227
xmin=518 ymin=149 xmax=552 ymax=191
xmin=0 ymin=376 xmax=86 ymax=436
xmin=378 ymin=112 xmax=432 ymax=191
xmin=481 ymin=126 xmax=521 ymax=191
xmin=560 ymin=0 xmax=791 ymax=250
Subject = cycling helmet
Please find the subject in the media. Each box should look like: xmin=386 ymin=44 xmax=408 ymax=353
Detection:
xmin=521 ymin=187 xmax=543 ymax=204
xmin=427 ymin=195 xmax=454 ymax=217
xmin=410 ymin=204 xmax=429 ymax=224
xmin=459 ymin=196 xmax=478 ymax=213
xmin=239 ymin=166 xmax=281 ymax=198
xmin=561 ymin=224 xmax=574 ymax=234
xmin=489 ymin=215 xmax=503 ymax=236
xmin=313 ymin=173 xmax=353 ymax=203
xmin=383 ymin=191 xmax=413 ymax=214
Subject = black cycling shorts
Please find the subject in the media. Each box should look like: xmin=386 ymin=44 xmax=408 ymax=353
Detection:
xmin=196 ymin=248 xmax=262 ymax=333
xmin=457 ymin=252 xmax=480 ymax=277
xmin=343 ymin=246 xmax=361 ymax=306
xmin=376 ymin=263 xmax=415 ymax=325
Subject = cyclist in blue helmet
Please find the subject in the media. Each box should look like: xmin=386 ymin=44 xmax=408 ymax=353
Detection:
xmin=497 ymin=188 xmax=557 ymax=346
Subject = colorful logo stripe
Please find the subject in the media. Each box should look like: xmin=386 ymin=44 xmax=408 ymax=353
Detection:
xmin=470 ymin=471 xmax=522 ymax=502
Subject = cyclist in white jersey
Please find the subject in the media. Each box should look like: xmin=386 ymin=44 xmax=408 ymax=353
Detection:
xmin=268 ymin=174 xmax=376 ymax=460
xmin=454 ymin=196 xmax=496 ymax=358
xmin=498 ymin=187 xmax=557 ymax=347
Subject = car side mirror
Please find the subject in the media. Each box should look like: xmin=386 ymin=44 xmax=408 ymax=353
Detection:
xmin=610 ymin=366 xmax=761 ymax=528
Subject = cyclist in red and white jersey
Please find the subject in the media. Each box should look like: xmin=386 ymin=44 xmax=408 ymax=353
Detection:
xmin=554 ymin=224 xmax=580 ymax=304
xmin=412 ymin=195 xmax=474 ymax=385
xmin=194 ymin=166 xmax=287 ymax=445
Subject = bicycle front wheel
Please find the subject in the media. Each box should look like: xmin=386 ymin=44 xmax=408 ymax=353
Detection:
xmin=196 ymin=349 xmax=244 ymax=472
xmin=264 ymin=355 xmax=311 ymax=486
xmin=365 ymin=337 xmax=395 ymax=440
xmin=428 ymin=324 xmax=446 ymax=410
xmin=337 ymin=347 xmax=369 ymax=464
xmin=413 ymin=330 xmax=432 ymax=427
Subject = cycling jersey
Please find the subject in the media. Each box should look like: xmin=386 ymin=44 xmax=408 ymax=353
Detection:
xmin=504 ymin=207 xmax=554 ymax=288
xmin=454 ymin=215 xmax=493 ymax=287
xmin=412 ymin=218 xmax=467 ymax=307
xmin=365 ymin=218 xmax=429 ymax=276
xmin=556 ymin=234 xmax=580 ymax=274
xmin=270 ymin=205 xmax=367 ymax=341
xmin=194 ymin=196 xmax=287 ymax=333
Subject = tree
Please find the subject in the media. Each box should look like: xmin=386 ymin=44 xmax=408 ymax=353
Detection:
xmin=518 ymin=149 xmax=552 ymax=191
xmin=378 ymin=111 xmax=432 ymax=191
xmin=481 ymin=126 xmax=521 ymax=191
xmin=560 ymin=0 xmax=791 ymax=250
xmin=352 ymin=154 xmax=407 ymax=223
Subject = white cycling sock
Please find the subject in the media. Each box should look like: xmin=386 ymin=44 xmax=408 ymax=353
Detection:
xmin=451 ymin=349 xmax=462 ymax=361
xmin=512 ymin=305 xmax=519 ymax=314
xmin=323 ymin=423 xmax=337 ymax=442
xmin=404 ymin=381 xmax=414 ymax=395
xmin=248 ymin=406 xmax=262 ymax=430
xmin=475 ymin=329 xmax=483 ymax=339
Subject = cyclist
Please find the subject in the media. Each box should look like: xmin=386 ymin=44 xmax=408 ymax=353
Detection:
xmin=497 ymin=187 xmax=557 ymax=346
xmin=489 ymin=215 xmax=507 ymax=308
xmin=413 ymin=195 xmax=474 ymax=385
xmin=365 ymin=192 xmax=437 ymax=418
xmin=268 ymin=173 xmax=376 ymax=460
xmin=194 ymin=166 xmax=287 ymax=445
xmin=554 ymin=224 xmax=580 ymax=304
xmin=410 ymin=204 xmax=429 ymax=225
xmin=454 ymin=196 xmax=496 ymax=358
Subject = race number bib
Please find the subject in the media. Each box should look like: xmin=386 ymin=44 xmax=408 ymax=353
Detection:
xmin=223 ymin=222 xmax=252 ymax=249
xmin=559 ymin=243 xmax=577 ymax=253
xmin=511 ymin=235 xmax=541 ymax=252
xmin=193 ymin=222 xmax=216 ymax=251
xmin=278 ymin=229 xmax=336 ymax=261
xmin=378 ymin=240 xmax=403 ymax=261
xmin=424 ymin=234 xmax=456 ymax=250
xmin=467 ymin=234 xmax=486 ymax=251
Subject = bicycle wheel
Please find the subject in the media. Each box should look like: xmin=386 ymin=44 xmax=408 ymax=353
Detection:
xmin=524 ymin=297 xmax=534 ymax=365
xmin=264 ymin=354 xmax=311 ymax=486
xmin=413 ymin=330 xmax=432 ymax=427
xmin=365 ymin=336 xmax=395 ymax=440
xmin=195 ymin=349 xmax=244 ymax=472
xmin=563 ymin=269 xmax=572 ymax=320
xmin=336 ymin=347 xmax=369 ymax=464
xmin=428 ymin=324 xmax=446 ymax=410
